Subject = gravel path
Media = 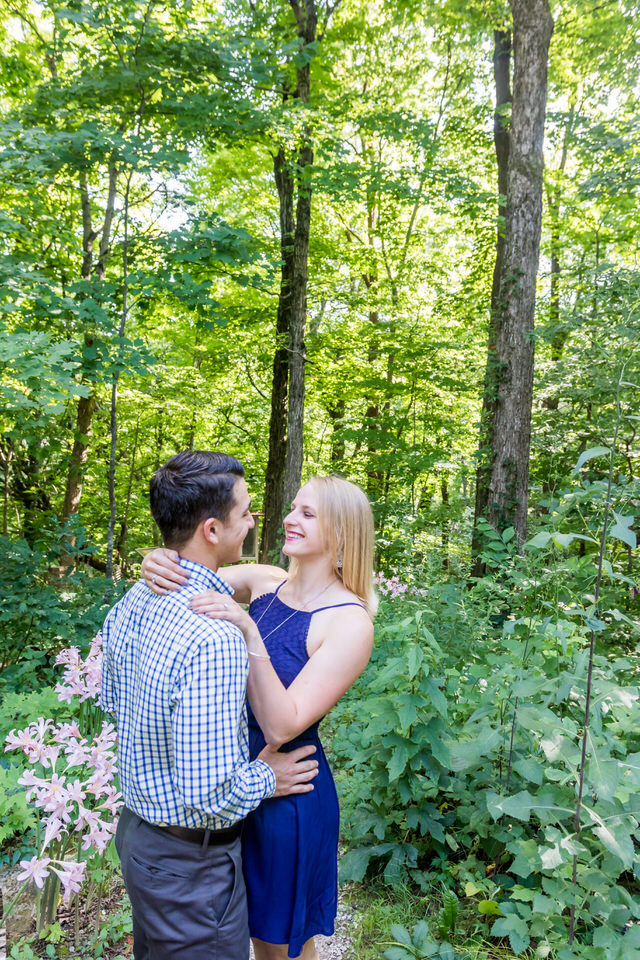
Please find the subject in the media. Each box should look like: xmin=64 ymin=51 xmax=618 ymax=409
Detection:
xmin=249 ymin=896 xmax=357 ymax=959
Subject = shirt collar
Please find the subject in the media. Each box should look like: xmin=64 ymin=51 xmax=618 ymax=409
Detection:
xmin=177 ymin=558 xmax=234 ymax=596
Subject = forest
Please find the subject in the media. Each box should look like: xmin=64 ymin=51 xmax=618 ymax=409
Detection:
xmin=0 ymin=0 xmax=639 ymax=957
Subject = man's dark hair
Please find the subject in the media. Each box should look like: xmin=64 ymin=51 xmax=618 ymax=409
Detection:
xmin=150 ymin=450 xmax=245 ymax=548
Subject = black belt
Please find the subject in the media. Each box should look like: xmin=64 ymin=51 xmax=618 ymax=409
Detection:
xmin=154 ymin=820 xmax=243 ymax=845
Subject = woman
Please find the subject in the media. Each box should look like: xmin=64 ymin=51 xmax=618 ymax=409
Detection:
xmin=141 ymin=475 xmax=376 ymax=960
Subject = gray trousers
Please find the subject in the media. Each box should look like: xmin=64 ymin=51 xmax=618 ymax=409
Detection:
xmin=115 ymin=807 xmax=249 ymax=960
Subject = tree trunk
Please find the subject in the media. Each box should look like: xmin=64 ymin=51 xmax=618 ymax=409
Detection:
xmin=282 ymin=135 xmax=314 ymax=514
xmin=61 ymin=391 xmax=98 ymax=524
xmin=548 ymin=101 xmax=575 ymax=365
xmin=485 ymin=0 xmax=554 ymax=545
xmin=0 ymin=441 xmax=12 ymax=536
xmin=12 ymin=451 xmax=51 ymax=544
xmin=260 ymin=0 xmax=323 ymax=563
xmin=61 ymin=163 xmax=118 ymax=525
xmin=116 ymin=412 xmax=141 ymax=568
xmin=471 ymin=28 xmax=512 ymax=574
xmin=106 ymin=172 xmax=132 ymax=579
xmin=441 ymin=472 xmax=450 ymax=571
xmin=329 ymin=396 xmax=345 ymax=463
xmin=260 ymin=146 xmax=295 ymax=563
xmin=362 ymin=168 xmax=382 ymax=499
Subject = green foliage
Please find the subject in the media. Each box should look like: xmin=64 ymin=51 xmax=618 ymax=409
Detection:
xmin=0 ymin=520 xmax=120 ymax=688
xmin=383 ymin=919 xmax=465 ymax=960
xmin=437 ymin=887 xmax=459 ymax=943
xmin=1 ymin=1 xmax=639 ymax=954
xmin=334 ymin=477 xmax=640 ymax=957
xmin=0 ymin=762 xmax=36 ymax=853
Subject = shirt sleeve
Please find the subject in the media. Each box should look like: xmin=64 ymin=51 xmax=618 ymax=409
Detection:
xmin=170 ymin=622 xmax=275 ymax=822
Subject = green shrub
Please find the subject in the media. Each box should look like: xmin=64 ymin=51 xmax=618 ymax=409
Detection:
xmin=334 ymin=477 xmax=640 ymax=958
xmin=0 ymin=519 xmax=123 ymax=694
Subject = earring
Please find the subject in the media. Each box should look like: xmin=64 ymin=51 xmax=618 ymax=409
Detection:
xmin=336 ymin=555 xmax=343 ymax=570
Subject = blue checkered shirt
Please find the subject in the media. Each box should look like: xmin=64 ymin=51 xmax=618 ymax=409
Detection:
xmin=101 ymin=558 xmax=275 ymax=828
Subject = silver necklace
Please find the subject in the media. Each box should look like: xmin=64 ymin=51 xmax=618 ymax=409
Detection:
xmin=253 ymin=579 xmax=336 ymax=644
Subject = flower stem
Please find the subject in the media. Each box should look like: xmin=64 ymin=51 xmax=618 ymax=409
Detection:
xmin=0 ymin=880 xmax=30 ymax=930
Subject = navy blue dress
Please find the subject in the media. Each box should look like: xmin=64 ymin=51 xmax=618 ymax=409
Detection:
xmin=243 ymin=583 xmax=362 ymax=957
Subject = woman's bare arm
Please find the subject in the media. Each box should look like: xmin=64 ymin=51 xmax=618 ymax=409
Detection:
xmin=141 ymin=548 xmax=286 ymax=604
xmin=190 ymin=595 xmax=373 ymax=745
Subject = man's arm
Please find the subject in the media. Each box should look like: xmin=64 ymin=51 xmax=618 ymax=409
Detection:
xmin=170 ymin=622 xmax=316 ymax=822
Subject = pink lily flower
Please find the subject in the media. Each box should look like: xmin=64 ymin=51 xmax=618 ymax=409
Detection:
xmin=51 ymin=860 xmax=86 ymax=902
xmin=16 ymin=856 xmax=51 ymax=889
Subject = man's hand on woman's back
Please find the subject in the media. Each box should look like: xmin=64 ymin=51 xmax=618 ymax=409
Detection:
xmin=259 ymin=744 xmax=319 ymax=797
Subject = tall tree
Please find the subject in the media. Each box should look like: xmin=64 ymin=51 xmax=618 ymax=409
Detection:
xmin=471 ymin=25 xmax=512 ymax=573
xmin=473 ymin=0 xmax=553 ymax=553
xmin=260 ymin=0 xmax=337 ymax=562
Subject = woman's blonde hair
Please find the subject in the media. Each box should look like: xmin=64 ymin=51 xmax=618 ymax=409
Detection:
xmin=291 ymin=475 xmax=378 ymax=618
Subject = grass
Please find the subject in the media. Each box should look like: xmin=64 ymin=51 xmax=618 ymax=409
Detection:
xmin=340 ymin=881 xmax=522 ymax=960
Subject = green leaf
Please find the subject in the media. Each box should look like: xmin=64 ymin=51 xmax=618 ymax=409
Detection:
xmin=512 ymin=757 xmax=544 ymax=785
xmin=389 ymin=925 xmax=413 ymax=948
xmin=620 ymin=752 xmax=640 ymax=785
xmin=388 ymin=742 xmax=411 ymax=781
xmin=464 ymin=881 xmax=482 ymax=897
xmin=478 ymin=900 xmax=503 ymax=916
xmin=551 ymin=532 xmax=598 ymax=547
xmin=593 ymin=820 xmax=635 ymax=869
xmin=338 ymin=846 xmax=374 ymax=883
xmin=572 ymin=445 xmax=610 ymax=473
xmin=586 ymin=752 xmax=619 ymax=803
xmin=448 ymin=728 xmax=502 ymax=771
xmin=609 ymin=520 xmax=637 ymax=549
xmin=509 ymin=838 xmax=540 ymax=878
xmin=582 ymin=804 xmax=635 ymax=868
xmin=539 ymin=844 xmax=567 ymax=870
xmin=487 ymin=790 xmax=534 ymax=822
xmin=525 ymin=531 xmax=552 ymax=549
xmin=407 ymin=643 xmax=424 ymax=680
xmin=532 ymin=893 xmax=555 ymax=913
xmin=412 ymin=919 xmax=432 ymax=949
xmin=490 ymin=915 xmax=530 ymax=954
xmin=397 ymin=696 xmax=419 ymax=731
xmin=422 ymin=678 xmax=448 ymax=718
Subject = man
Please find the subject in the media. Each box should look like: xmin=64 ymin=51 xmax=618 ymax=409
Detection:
xmin=101 ymin=451 xmax=318 ymax=960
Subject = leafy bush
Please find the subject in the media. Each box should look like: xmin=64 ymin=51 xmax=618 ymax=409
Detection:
xmin=0 ymin=519 xmax=123 ymax=694
xmin=334 ymin=476 xmax=640 ymax=958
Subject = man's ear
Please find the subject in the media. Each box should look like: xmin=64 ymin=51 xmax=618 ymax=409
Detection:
xmin=201 ymin=517 xmax=220 ymax=545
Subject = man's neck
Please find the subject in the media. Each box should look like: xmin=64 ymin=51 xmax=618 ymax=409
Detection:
xmin=174 ymin=544 xmax=219 ymax=573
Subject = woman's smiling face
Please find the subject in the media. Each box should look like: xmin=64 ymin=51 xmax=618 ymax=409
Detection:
xmin=282 ymin=484 xmax=325 ymax=559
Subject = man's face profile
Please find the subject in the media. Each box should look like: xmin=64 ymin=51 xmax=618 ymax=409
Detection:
xmin=213 ymin=476 xmax=254 ymax=564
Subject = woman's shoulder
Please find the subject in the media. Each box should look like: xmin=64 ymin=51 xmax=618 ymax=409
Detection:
xmin=314 ymin=589 xmax=373 ymax=630
xmin=248 ymin=565 xmax=289 ymax=602
xmin=220 ymin=563 xmax=287 ymax=604
xmin=308 ymin=596 xmax=373 ymax=657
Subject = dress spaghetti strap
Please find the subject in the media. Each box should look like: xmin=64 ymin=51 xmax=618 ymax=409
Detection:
xmin=311 ymin=601 xmax=365 ymax=614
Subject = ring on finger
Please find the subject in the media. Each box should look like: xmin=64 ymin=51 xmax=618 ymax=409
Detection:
xmin=151 ymin=575 xmax=157 ymax=585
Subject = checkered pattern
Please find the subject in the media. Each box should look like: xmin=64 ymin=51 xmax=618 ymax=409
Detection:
xmin=101 ymin=558 xmax=275 ymax=829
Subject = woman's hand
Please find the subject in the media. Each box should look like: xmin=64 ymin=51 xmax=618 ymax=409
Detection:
xmin=190 ymin=593 xmax=261 ymax=645
xmin=141 ymin=548 xmax=188 ymax=595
